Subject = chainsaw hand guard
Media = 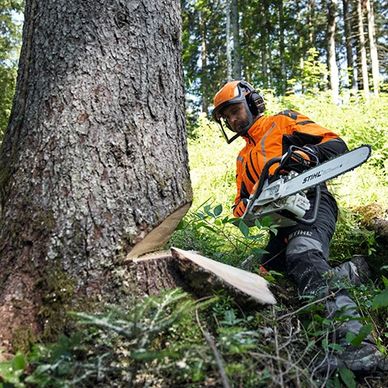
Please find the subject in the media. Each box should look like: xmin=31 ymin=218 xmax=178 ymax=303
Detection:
xmin=276 ymin=145 xmax=319 ymax=175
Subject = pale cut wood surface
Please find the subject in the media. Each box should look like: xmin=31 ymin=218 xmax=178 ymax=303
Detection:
xmin=171 ymin=247 xmax=276 ymax=305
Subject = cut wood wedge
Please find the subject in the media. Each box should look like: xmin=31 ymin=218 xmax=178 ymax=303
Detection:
xmin=171 ymin=247 xmax=276 ymax=305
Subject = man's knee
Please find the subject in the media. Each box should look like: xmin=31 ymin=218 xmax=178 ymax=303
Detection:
xmin=286 ymin=235 xmax=323 ymax=257
xmin=285 ymin=235 xmax=331 ymax=295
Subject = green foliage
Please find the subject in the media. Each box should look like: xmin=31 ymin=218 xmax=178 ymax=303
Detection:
xmin=0 ymin=290 xmax=322 ymax=387
xmin=372 ymin=276 xmax=388 ymax=310
xmin=0 ymin=352 xmax=26 ymax=387
xmin=0 ymin=0 xmax=23 ymax=137
xmin=330 ymin=209 xmax=377 ymax=262
xmin=170 ymin=200 xmax=270 ymax=267
xmin=3 ymin=283 xmax=387 ymax=387
xmin=288 ymin=48 xmax=327 ymax=94
xmin=338 ymin=367 xmax=356 ymax=388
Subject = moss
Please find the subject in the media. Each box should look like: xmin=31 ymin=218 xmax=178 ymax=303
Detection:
xmin=0 ymin=163 xmax=13 ymax=210
xmin=37 ymin=263 xmax=77 ymax=342
xmin=12 ymin=327 xmax=37 ymax=353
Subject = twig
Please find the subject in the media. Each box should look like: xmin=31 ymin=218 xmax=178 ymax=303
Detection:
xmin=195 ymin=308 xmax=231 ymax=388
xmin=277 ymin=290 xmax=340 ymax=321
xmin=272 ymin=305 xmax=285 ymax=387
xmin=249 ymin=351 xmax=314 ymax=383
xmin=310 ymin=326 xmax=335 ymax=388
xmin=363 ymin=377 xmax=373 ymax=388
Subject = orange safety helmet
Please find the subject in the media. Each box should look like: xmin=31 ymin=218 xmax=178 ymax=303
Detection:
xmin=212 ymin=80 xmax=265 ymax=143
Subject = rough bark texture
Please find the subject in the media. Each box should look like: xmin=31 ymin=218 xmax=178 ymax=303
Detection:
xmin=0 ymin=0 xmax=192 ymax=349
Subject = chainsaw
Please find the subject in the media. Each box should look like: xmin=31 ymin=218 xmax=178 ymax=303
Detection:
xmin=242 ymin=145 xmax=371 ymax=228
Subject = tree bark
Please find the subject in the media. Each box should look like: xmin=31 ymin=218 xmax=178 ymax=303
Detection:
xmin=0 ymin=0 xmax=192 ymax=349
xmin=365 ymin=0 xmax=379 ymax=95
xmin=327 ymin=0 xmax=340 ymax=104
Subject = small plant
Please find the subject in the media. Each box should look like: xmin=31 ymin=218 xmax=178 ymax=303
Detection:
xmin=330 ymin=208 xmax=377 ymax=262
xmin=170 ymin=201 xmax=273 ymax=267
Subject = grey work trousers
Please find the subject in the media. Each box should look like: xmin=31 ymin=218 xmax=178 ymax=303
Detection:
xmin=262 ymin=191 xmax=363 ymax=337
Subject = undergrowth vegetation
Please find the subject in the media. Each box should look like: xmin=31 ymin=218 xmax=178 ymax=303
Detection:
xmin=1 ymin=93 xmax=388 ymax=387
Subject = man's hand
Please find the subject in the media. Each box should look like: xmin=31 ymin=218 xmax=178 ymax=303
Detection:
xmin=280 ymin=146 xmax=318 ymax=173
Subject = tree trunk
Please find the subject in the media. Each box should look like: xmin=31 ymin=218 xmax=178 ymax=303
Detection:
xmin=0 ymin=0 xmax=192 ymax=350
xmin=327 ymin=0 xmax=340 ymax=104
xmin=357 ymin=0 xmax=369 ymax=98
xmin=231 ymin=0 xmax=241 ymax=80
xmin=199 ymin=11 xmax=209 ymax=113
xmin=342 ymin=0 xmax=357 ymax=91
xmin=279 ymin=0 xmax=286 ymax=95
xmin=307 ymin=0 xmax=316 ymax=47
xmin=365 ymin=0 xmax=379 ymax=95
xmin=225 ymin=0 xmax=233 ymax=81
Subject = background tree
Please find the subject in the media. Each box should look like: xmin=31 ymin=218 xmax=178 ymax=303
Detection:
xmin=231 ymin=0 xmax=242 ymax=79
xmin=0 ymin=0 xmax=23 ymax=137
xmin=0 ymin=0 xmax=192 ymax=349
xmin=327 ymin=0 xmax=340 ymax=103
xmin=180 ymin=0 xmax=386 ymax=115
xmin=357 ymin=0 xmax=370 ymax=97
xmin=342 ymin=0 xmax=357 ymax=91
xmin=366 ymin=0 xmax=380 ymax=95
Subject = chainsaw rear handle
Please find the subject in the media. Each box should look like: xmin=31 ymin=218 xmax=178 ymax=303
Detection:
xmin=290 ymin=184 xmax=321 ymax=225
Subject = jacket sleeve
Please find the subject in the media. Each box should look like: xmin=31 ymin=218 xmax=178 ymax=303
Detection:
xmin=232 ymin=155 xmax=250 ymax=217
xmin=306 ymin=138 xmax=348 ymax=161
xmin=281 ymin=111 xmax=348 ymax=162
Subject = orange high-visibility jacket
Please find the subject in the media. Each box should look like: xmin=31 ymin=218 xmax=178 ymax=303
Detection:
xmin=233 ymin=110 xmax=347 ymax=217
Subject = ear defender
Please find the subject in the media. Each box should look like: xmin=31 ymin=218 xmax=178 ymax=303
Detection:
xmin=238 ymin=81 xmax=265 ymax=116
xmin=245 ymin=91 xmax=265 ymax=116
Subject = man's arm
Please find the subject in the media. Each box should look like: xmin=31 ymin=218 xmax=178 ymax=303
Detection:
xmin=304 ymin=138 xmax=348 ymax=161
xmin=280 ymin=111 xmax=349 ymax=162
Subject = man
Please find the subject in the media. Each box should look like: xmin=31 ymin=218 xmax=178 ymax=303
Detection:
xmin=212 ymin=80 xmax=386 ymax=375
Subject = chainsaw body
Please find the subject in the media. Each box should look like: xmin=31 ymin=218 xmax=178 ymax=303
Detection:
xmin=242 ymin=145 xmax=371 ymax=228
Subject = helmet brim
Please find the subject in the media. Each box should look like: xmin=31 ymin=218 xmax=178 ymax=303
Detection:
xmin=211 ymin=98 xmax=245 ymax=122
